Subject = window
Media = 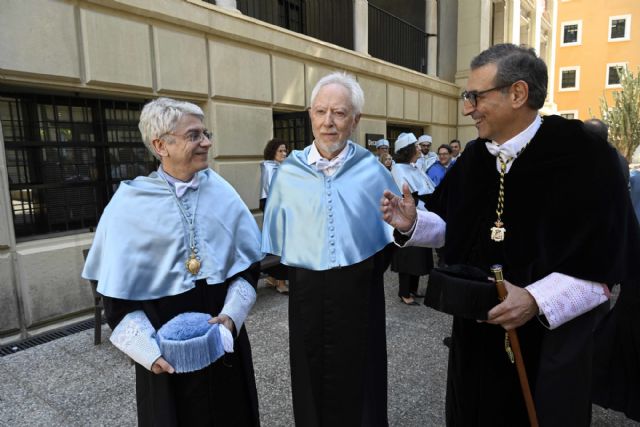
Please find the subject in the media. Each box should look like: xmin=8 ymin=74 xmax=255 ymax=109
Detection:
xmin=273 ymin=111 xmax=311 ymax=152
xmin=561 ymin=21 xmax=582 ymax=46
xmin=559 ymin=67 xmax=580 ymax=91
xmin=609 ymin=15 xmax=631 ymax=41
xmin=606 ymin=63 xmax=627 ymax=88
xmin=558 ymin=110 xmax=578 ymax=120
xmin=0 ymin=92 xmax=157 ymax=239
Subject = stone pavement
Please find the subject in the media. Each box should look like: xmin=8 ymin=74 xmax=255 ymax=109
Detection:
xmin=0 ymin=271 xmax=637 ymax=426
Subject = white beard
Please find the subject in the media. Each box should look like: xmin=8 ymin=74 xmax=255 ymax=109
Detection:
xmin=318 ymin=140 xmax=347 ymax=155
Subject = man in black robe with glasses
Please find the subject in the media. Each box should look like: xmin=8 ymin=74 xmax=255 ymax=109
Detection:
xmin=381 ymin=44 xmax=640 ymax=425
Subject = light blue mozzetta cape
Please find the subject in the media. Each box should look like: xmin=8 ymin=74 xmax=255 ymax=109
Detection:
xmin=261 ymin=141 xmax=400 ymax=271
xmin=82 ymin=168 xmax=263 ymax=300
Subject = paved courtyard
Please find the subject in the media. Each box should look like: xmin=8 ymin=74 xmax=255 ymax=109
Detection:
xmin=0 ymin=271 xmax=637 ymax=426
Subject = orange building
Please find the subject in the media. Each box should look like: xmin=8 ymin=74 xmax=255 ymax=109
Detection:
xmin=553 ymin=0 xmax=640 ymax=120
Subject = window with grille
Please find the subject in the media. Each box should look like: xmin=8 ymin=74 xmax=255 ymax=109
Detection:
xmin=0 ymin=92 xmax=157 ymax=239
xmin=609 ymin=15 xmax=631 ymax=41
xmin=559 ymin=67 xmax=579 ymax=91
xmin=273 ymin=111 xmax=311 ymax=152
xmin=606 ymin=63 xmax=626 ymax=87
xmin=559 ymin=112 xmax=577 ymax=120
xmin=561 ymin=21 xmax=581 ymax=46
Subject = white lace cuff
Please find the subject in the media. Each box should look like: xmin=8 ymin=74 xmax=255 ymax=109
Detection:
xmin=526 ymin=272 xmax=610 ymax=330
xmin=219 ymin=277 xmax=256 ymax=334
xmin=110 ymin=310 xmax=161 ymax=370
xmin=399 ymin=209 xmax=446 ymax=248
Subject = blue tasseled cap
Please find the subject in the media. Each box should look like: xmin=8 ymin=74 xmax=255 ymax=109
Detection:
xmin=156 ymin=312 xmax=225 ymax=373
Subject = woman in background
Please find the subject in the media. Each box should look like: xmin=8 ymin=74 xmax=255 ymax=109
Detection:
xmin=260 ymin=138 xmax=289 ymax=294
xmin=379 ymin=153 xmax=393 ymax=171
xmin=390 ymin=133 xmax=435 ymax=305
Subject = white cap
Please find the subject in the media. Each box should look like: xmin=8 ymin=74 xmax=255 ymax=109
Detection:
xmin=418 ymin=134 xmax=432 ymax=144
xmin=394 ymin=132 xmax=417 ymax=153
xmin=376 ymin=138 xmax=390 ymax=148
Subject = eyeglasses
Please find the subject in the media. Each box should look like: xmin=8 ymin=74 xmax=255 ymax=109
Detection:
xmin=160 ymin=129 xmax=212 ymax=144
xmin=437 ymin=152 xmax=450 ymax=156
xmin=460 ymin=84 xmax=512 ymax=107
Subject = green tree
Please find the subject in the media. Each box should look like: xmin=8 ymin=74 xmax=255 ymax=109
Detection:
xmin=599 ymin=67 xmax=640 ymax=162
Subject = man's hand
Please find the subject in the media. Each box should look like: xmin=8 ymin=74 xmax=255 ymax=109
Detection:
xmin=486 ymin=281 xmax=538 ymax=330
xmin=380 ymin=183 xmax=417 ymax=233
xmin=209 ymin=314 xmax=236 ymax=335
xmin=151 ymin=356 xmax=175 ymax=374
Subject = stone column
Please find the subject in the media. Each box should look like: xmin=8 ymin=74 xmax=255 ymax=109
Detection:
xmin=533 ymin=0 xmax=543 ymax=53
xmin=425 ymin=0 xmax=438 ymax=76
xmin=353 ymin=0 xmax=368 ymax=54
xmin=508 ymin=0 xmax=521 ymax=44
xmin=455 ymin=0 xmax=493 ymax=142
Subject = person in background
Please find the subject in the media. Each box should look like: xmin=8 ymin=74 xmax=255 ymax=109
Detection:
xmin=390 ymin=132 xmax=435 ymax=305
xmin=260 ymin=138 xmax=289 ymax=294
xmin=427 ymin=144 xmax=454 ymax=187
xmin=449 ymin=139 xmax=462 ymax=161
xmin=376 ymin=138 xmax=391 ymax=157
xmin=262 ymin=72 xmax=398 ymax=426
xmin=83 ymin=97 xmax=263 ymax=426
xmin=415 ymin=134 xmax=437 ymax=173
xmin=379 ymin=152 xmax=393 ymax=171
xmin=583 ymin=118 xmax=630 ymax=188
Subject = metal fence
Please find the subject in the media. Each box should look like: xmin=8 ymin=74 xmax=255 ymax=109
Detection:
xmin=368 ymin=3 xmax=433 ymax=73
xmin=234 ymin=0 xmax=353 ymax=50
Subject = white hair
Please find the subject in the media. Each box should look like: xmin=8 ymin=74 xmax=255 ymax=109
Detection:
xmin=309 ymin=72 xmax=364 ymax=116
xmin=138 ymin=97 xmax=204 ymax=160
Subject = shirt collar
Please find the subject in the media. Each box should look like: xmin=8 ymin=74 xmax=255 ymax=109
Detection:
xmin=307 ymin=141 xmax=351 ymax=165
xmin=158 ymin=166 xmax=200 ymax=198
xmin=486 ymin=115 xmax=541 ymax=160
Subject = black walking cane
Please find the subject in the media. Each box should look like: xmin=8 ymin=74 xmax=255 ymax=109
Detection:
xmin=491 ymin=265 xmax=539 ymax=427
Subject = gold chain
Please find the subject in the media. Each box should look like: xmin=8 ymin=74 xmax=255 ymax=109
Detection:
xmin=490 ymin=117 xmax=541 ymax=242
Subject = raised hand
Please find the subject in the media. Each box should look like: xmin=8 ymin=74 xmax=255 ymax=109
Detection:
xmin=380 ymin=183 xmax=417 ymax=233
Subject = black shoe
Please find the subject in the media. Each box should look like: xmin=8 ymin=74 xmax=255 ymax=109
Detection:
xmin=400 ymin=297 xmax=419 ymax=306
xmin=443 ymin=336 xmax=452 ymax=348
xmin=410 ymin=292 xmax=425 ymax=298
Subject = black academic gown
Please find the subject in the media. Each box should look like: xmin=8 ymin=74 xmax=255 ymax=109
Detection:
xmin=426 ymin=115 xmax=640 ymax=426
xmin=288 ymin=248 xmax=391 ymax=427
xmin=103 ymin=265 xmax=261 ymax=427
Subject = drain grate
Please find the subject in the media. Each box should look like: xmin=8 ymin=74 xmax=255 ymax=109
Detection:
xmin=0 ymin=318 xmax=104 ymax=357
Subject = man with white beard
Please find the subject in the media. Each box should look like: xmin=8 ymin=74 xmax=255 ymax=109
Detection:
xmin=262 ymin=72 xmax=398 ymax=427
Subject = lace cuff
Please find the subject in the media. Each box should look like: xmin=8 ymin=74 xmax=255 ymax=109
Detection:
xmin=219 ymin=277 xmax=256 ymax=335
xmin=110 ymin=310 xmax=161 ymax=370
xmin=526 ymin=272 xmax=609 ymax=330
xmin=398 ymin=209 xmax=446 ymax=248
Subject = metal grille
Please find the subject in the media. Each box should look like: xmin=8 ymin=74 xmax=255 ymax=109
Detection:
xmin=0 ymin=91 xmax=158 ymax=239
xmin=368 ymin=4 xmax=432 ymax=74
xmin=0 ymin=318 xmax=102 ymax=357
xmin=236 ymin=0 xmax=353 ymax=50
xmin=273 ymin=111 xmax=312 ymax=151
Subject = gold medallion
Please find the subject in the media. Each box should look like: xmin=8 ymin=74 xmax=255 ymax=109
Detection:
xmin=490 ymin=220 xmax=506 ymax=242
xmin=185 ymin=253 xmax=201 ymax=275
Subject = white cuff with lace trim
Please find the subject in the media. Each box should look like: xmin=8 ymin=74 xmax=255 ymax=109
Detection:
xmin=219 ymin=277 xmax=256 ymax=335
xmin=526 ymin=272 xmax=609 ymax=330
xmin=110 ymin=310 xmax=161 ymax=370
xmin=399 ymin=209 xmax=446 ymax=248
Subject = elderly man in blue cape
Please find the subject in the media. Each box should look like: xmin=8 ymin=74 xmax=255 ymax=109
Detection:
xmin=262 ymin=72 xmax=399 ymax=427
xmin=82 ymin=98 xmax=263 ymax=426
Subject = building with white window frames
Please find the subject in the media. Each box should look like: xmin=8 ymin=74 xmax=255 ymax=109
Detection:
xmin=553 ymin=0 xmax=639 ymax=121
